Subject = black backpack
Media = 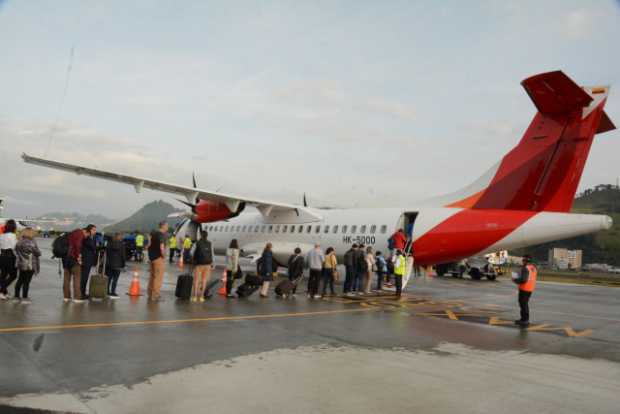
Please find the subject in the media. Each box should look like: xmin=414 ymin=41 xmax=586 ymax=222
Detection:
xmin=193 ymin=239 xmax=213 ymax=265
xmin=52 ymin=233 xmax=69 ymax=259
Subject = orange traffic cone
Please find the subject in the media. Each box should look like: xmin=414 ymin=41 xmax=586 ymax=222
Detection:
xmin=128 ymin=271 xmax=142 ymax=296
xmin=218 ymin=270 xmax=227 ymax=296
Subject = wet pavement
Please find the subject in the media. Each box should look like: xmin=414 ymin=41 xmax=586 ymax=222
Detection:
xmin=1 ymin=239 xmax=619 ymax=413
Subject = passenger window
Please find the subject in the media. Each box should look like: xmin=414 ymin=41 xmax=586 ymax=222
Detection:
xmin=342 ymin=225 xmax=348 ymax=233
xmin=360 ymin=225 xmax=367 ymax=234
xmin=268 ymin=225 xmax=273 ymax=233
xmin=315 ymin=225 xmax=321 ymax=233
xmin=351 ymin=225 xmax=357 ymax=234
xmin=306 ymin=225 xmax=312 ymax=233
xmin=259 ymin=225 xmax=265 ymax=233
xmin=236 ymin=226 xmax=241 ymax=232
xmin=380 ymin=225 xmax=387 ymax=234
xmin=242 ymin=225 xmax=247 ymax=232
xmin=254 ymin=226 xmax=259 ymax=233
xmin=283 ymin=225 xmax=288 ymax=233
xmin=370 ymin=225 xmax=376 ymax=234
xmin=333 ymin=225 xmax=339 ymax=234
xmin=275 ymin=225 xmax=280 ymax=233
xmin=324 ymin=225 xmax=330 ymax=233
xmin=298 ymin=225 xmax=304 ymax=233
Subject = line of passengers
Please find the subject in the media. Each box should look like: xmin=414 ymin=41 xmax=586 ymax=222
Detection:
xmin=0 ymin=219 xmax=410 ymax=304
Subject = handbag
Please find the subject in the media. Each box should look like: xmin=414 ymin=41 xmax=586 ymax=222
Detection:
xmin=234 ymin=265 xmax=244 ymax=280
xmin=332 ymin=269 xmax=340 ymax=281
xmin=371 ymin=263 xmax=378 ymax=272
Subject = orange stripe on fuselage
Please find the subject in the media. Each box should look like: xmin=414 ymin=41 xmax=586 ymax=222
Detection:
xmin=446 ymin=190 xmax=485 ymax=209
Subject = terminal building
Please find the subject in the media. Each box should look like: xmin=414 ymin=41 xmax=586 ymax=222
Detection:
xmin=548 ymin=248 xmax=583 ymax=270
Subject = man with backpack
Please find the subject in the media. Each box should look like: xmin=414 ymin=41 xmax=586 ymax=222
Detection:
xmin=286 ymin=247 xmax=305 ymax=296
xmin=55 ymin=226 xmax=94 ymax=303
xmin=343 ymin=244 xmax=357 ymax=294
xmin=147 ymin=221 xmax=168 ymax=302
xmin=353 ymin=244 xmax=367 ymax=294
xmin=80 ymin=224 xmax=97 ymax=299
xmin=192 ymin=229 xmax=214 ymax=302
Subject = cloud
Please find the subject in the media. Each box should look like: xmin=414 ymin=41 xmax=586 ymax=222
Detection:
xmin=558 ymin=8 xmax=599 ymax=39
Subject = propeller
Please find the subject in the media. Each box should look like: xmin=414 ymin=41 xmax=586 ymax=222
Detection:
xmin=303 ymin=193 xmax=308 ymax=207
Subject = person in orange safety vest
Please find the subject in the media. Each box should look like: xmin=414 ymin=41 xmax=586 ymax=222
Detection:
xmin=513 ymin=255 xmax=537 ymax=327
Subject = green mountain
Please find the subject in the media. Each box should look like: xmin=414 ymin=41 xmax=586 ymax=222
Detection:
xmin=104 ymin=200 xmax=184 ymax=233
xmin=517 ymin=185 xmax=620 ymax=265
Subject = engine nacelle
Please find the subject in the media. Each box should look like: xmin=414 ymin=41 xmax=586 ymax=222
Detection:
xmin=192 ymin=199 xmax=245 ymax=223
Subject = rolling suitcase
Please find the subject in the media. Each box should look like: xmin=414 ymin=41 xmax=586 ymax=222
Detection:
xmin=275 ymin=279 xmax=295 ymax=297
xmin=89 ymin=251 xmax=108 ymax=300
xmin=175 ymin=273 xmax=193 ymax=300
xmin=236 ymin=282 xmax=259 ymax=298
xmin=245 ymin=274 xmax=262 ymax=286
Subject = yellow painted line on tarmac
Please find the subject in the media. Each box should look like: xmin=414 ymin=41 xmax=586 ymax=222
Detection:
xmin=0 ymin=308 xmax=376 ymax=334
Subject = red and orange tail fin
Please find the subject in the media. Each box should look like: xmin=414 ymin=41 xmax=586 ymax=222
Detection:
xmin=446 ymin=71 xmax=615 ymax=212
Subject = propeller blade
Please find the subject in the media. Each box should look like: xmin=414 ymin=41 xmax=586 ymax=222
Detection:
xmin=303 ymin=193 xmax=308 ymax=207
xmin=192 ymin=172 xmax=198 ymax=189
xmin=175 ymin=198 xmax=197 ymax=212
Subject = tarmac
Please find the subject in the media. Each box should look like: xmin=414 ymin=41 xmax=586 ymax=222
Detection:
xmin=0 ymin=239 xmax=619 ymax=413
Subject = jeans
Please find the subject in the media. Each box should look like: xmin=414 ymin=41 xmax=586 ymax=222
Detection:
xmin=394 ymin=275 xmax=403 ymax=296
xmin=226 ymin=270 xmax=235 ymax=295
xmin=321 ymin=268 xmax=335 ymax=295
xmin=518 ymin=290 xmax=532 ymax=322
xmin=308 ymin=269 xmax=322 ymax=296
xmin=0 ymin=252 xmax=17 ymax=295
xmin=376 ymin=270 xmax=384 ymax=290
xmin=15 ymin=270 xmax=34 ymax=299
xmin=106 ymin=268 xmax=121 ymax=295
xmin=343 ymin=265 xmax=354 ymax=293
xmin=352 ymin=270 xmax=364 ymax=292
xmin=169 ymin=248 xmax=178 ymax=263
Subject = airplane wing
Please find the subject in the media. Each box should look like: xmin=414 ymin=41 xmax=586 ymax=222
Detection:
xmin=22 ymin=153 xmax=322 ymax=220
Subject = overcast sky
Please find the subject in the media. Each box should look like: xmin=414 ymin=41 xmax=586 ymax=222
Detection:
xmin=1 ymin=0 xmax=619 ymax=219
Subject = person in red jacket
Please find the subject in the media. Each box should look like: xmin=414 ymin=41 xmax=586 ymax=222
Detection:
xmin=390 ymin=229 xmax=407 ymax=252
xmin=63 ymin=226 xmax=95 ymax=303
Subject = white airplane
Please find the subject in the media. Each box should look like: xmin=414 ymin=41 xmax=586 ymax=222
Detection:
xmin=0 ymin=197 xmax=57 ymax=233
xmin=22 ymin=71 xmax=615 ymax=270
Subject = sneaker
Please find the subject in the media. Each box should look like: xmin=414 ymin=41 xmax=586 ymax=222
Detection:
xmin=109 ymin=294 xmax=120 ymax=299
xmin=72 ymin=299 xmax=85 ymax=304
xmin=313 ymin=295 xmax=322 ymax=299
xmin=516 ymin=320 xmax=530 ymax=327
xmin=63 ymin=298 xmax=71 ymax=303
xmin=0 ymin=293 xmax=6 ymax=300
xmin=191 ymin=297 xmax=197 ymax=303
xmin=12 ymin=297 xmax=21 ymax=302
xmin=199 ymin=297 xmax=205 ymax=303
xmin=21 ymin=299 xmax=31 ymax=305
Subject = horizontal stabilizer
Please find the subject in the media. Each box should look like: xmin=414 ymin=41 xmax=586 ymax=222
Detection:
xmin=522 ymin=71 xmax=593 ymax=114
xmin=597 ymin=111 xmax=616 ymax=134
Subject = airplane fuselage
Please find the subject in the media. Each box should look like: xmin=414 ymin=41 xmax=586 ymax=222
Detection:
xmin=196 ymin=206 xmax=612 ymax=266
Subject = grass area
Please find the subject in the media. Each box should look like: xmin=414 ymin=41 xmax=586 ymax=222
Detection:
xmin=503 ymin=266 xmax=620 ymax=287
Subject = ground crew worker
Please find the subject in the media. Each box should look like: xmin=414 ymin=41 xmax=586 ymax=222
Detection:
xmin=182 ymin=236 xmax=193 ymax=264
xmin=393 ymin=249 xmax=406 ymax=298
xmin=513 ymin=255 xmax=537 ymax=327
xmin=168 ymin=234 xmax=178 ymax=263
xmin=135 ymin=232 xmax=145 ymax=262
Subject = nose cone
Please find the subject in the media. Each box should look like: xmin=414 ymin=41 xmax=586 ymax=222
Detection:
xmin=602 ymin=215 xmax=613 ymax=230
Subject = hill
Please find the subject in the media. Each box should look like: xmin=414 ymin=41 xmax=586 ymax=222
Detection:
xmin=517 ymin=185 xmax=620 ymax=265
xmin=104 ymin=200 xmax=184 ymax=233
